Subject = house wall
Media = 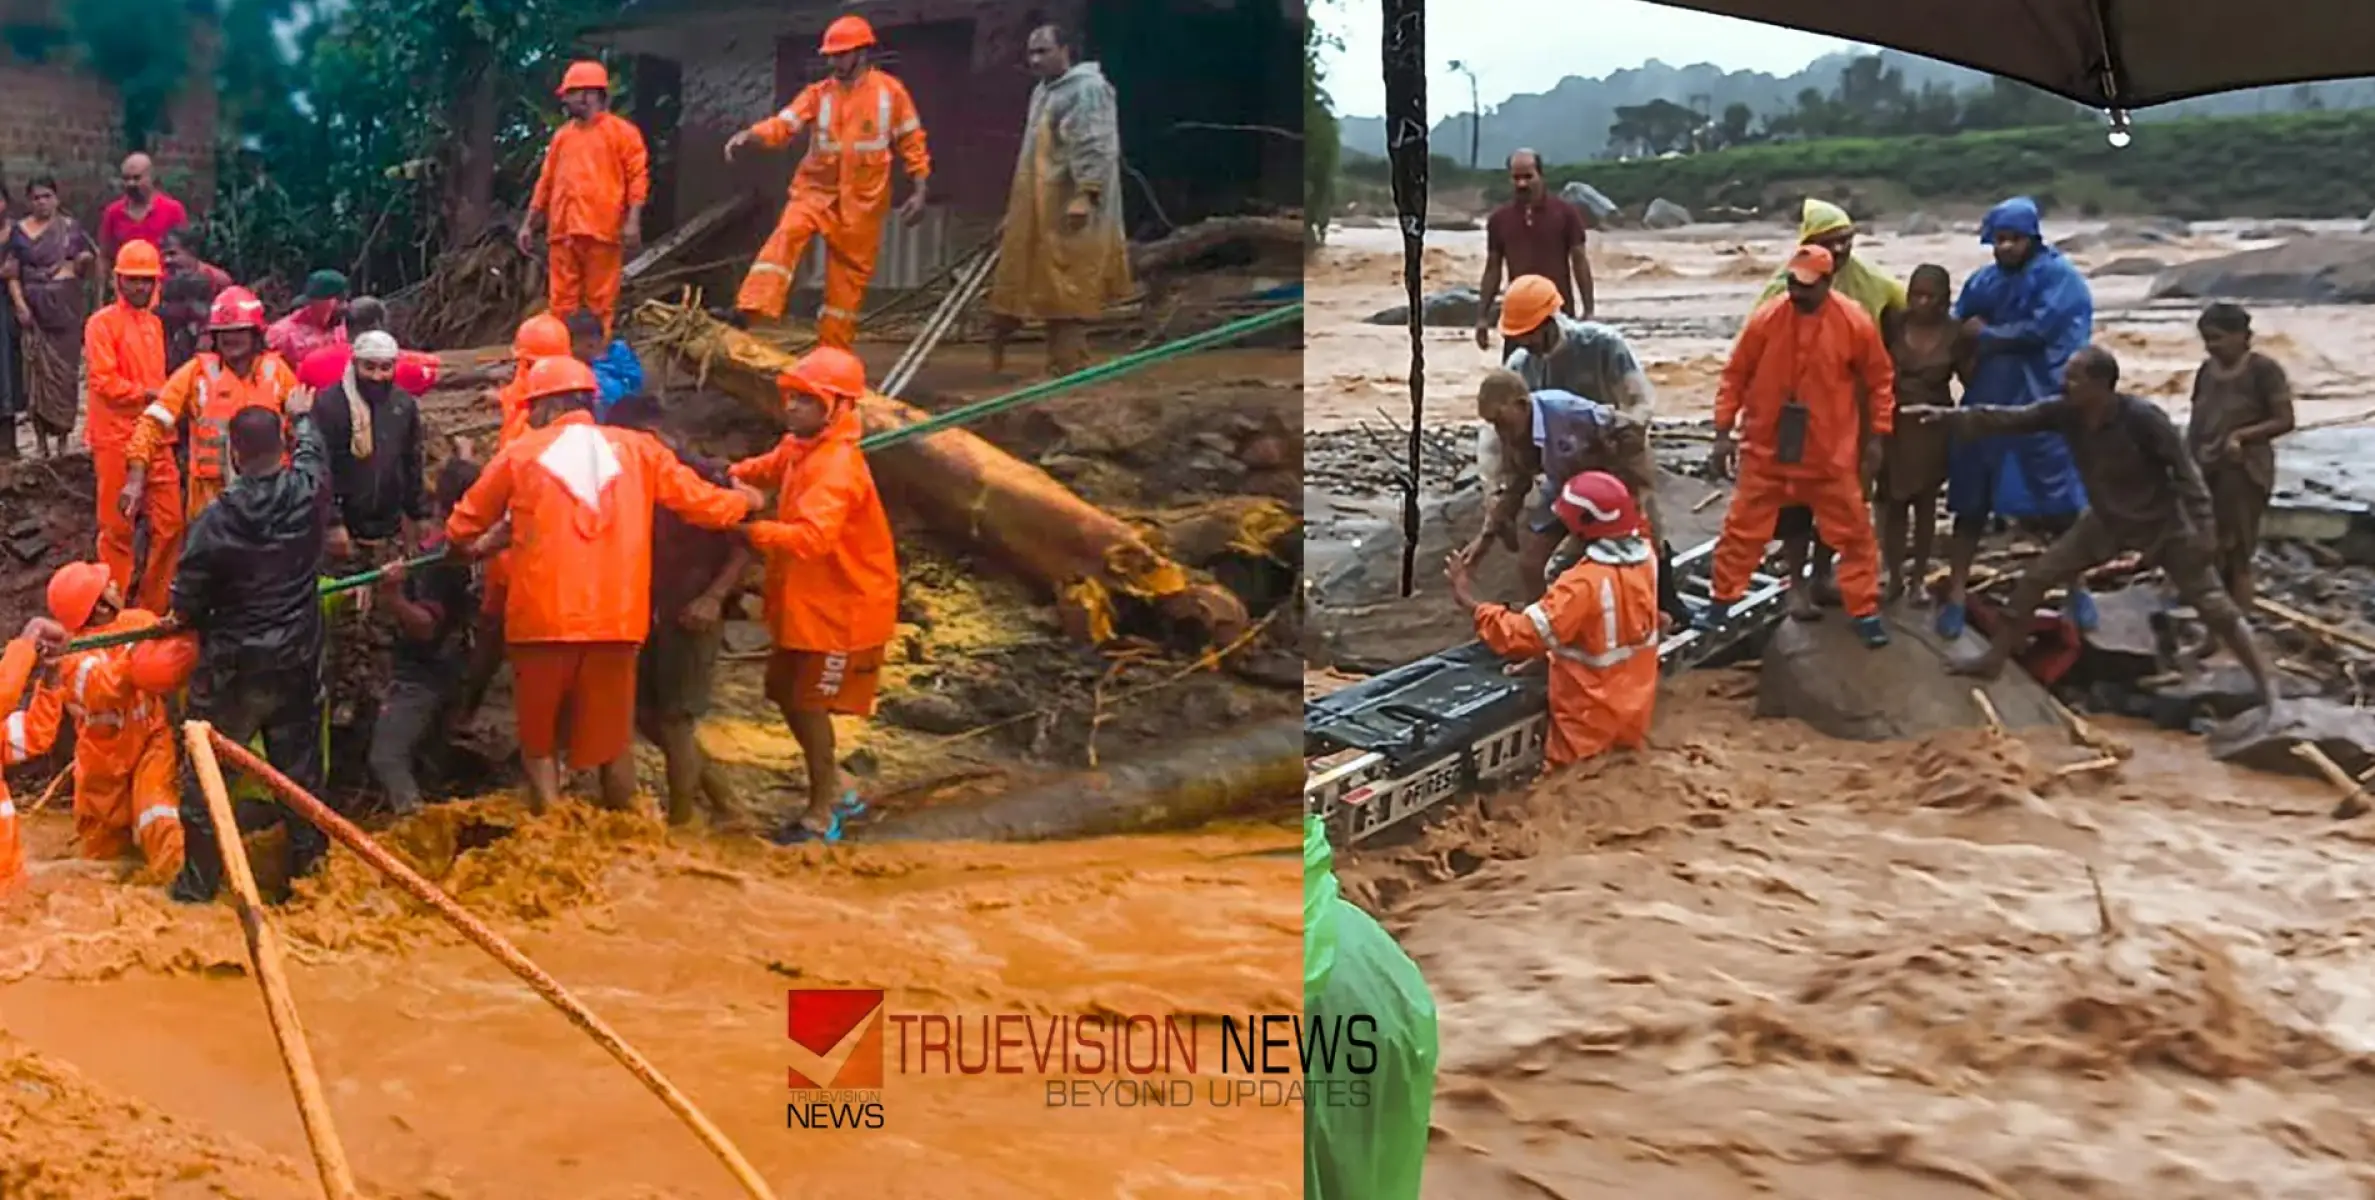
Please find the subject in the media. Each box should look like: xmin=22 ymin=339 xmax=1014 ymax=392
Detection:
xmin=0 ymin=26 xmax=219 ymax=220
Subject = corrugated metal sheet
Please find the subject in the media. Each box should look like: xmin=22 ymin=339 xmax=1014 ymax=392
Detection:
xmin=790 ymin=204 xmax=952 ymax=289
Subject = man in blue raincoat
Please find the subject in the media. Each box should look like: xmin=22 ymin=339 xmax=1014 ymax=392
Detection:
xmin=1306 ymin=816 xmax=1437 ymax=1200
xmin=1936 ymin=196 xmax=2096 ymax=639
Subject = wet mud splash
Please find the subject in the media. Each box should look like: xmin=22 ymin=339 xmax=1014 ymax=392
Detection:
xmin=1339 ymin=676 xmax=2375 ymax=1199
xmin=0 ymin=801 xmax=1300 ymax=1196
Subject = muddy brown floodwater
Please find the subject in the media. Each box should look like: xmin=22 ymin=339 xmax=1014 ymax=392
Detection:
xmin=0 ymin=805 xmax=1300 ymax=1197
xmin=1312 ymin=215 xmax=2375 ymax=1198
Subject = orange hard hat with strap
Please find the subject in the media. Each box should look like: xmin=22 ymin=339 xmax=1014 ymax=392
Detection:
xmin=558 ymin=60 xmax=610 ymax=96
xmin=522 ymin=354 xmax=599 ymax=403
xmin=1498 ymin=275 xmax=1562 ymax=338
xmin=780 ymin=346 xmax=868 ymax=407
xmin=513 ymin=313 xmax=571 ymax=360
xmin=46 ymin=562 xmax=115 ymax=634
xmin=114 ymin=239 xmax=163 ymax=279
xmin=819 ymin=15 xmax=876 ymax=54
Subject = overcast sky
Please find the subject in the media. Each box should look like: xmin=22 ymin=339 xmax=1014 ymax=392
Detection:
xmin=1315 ymin=0 xmax=1856 ymax=117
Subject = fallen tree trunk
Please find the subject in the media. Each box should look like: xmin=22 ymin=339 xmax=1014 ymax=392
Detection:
xmin=861 ymin=715 xmax=1300 ymax=841
xmin=1128 ymin=215 xmax=1304 ymax=278
xmin=635 ymin=302 xmax=1251 ymax=650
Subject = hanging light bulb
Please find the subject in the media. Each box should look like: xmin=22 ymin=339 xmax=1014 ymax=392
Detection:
xmin=2106 ymin=109 xmax=2133 ymax=148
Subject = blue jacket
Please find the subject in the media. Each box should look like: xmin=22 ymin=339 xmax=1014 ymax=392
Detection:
xmin=1948 ymin=197 xmax=2091 ymax=519
xmin=591 ymin=340 xmax=645 ymax=415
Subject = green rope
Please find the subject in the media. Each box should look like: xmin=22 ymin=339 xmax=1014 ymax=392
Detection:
xmin=56 ymin=302 xmax=1300 ymax=656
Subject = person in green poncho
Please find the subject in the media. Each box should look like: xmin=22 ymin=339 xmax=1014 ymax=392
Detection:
xmin=1752 ymin=198 xmax=1908 ymax=620
xmin=1305 ymin=816 xmax=1438 ymax=1199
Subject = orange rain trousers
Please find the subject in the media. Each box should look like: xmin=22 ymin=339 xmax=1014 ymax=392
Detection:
xmin=0 ymin=638 xmax=36 ymax=894
xmin=1712 ymin=470 xmax=1884 ymax=618
xmin=736 ymin=200 xmax=876 ymax=347
xmin=85 ymin=300 xmax=183 ymax=612
xmin=94 ymin=445 xmax=183 ymax=615
xmin=549 ymin=236 xmax=625 ymax=335
xmin=1473 ymin=548 xmax=1662 ymax=767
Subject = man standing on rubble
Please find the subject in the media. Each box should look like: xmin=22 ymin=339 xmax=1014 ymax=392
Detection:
xmin=1705 ymin=244 xmax=1896 ymax=649
xmin=84 ymin=239 xmax=182 ymax=614
xmin=522 ymin=60 xmax=649 ymax=338
xmin=5 ymin=562 xmax=185 ymax=883
xmin=445 ymin=357 xmax=761 ymax=816
xmin=1937 ymin=195 xmax=2095 ymax=640
xmin=725 ymin=14 xmax=932 ymax=346
xmin=123 ymin=286 xmax=300 ymax=523
xmin=733 ymin=348 xmax=897 ymax=845
xmin=1902 ymin=346 xmax=2280 ymax=708
xmin=986 ymin=22 xmax=1134 ymax=379
xmin=1475 ymin=150 xmax=1592 ymax=354
xmin=1449 ymin=470 xmax=1660 ymax=768
xmin=166 ymin=393 xmax=336 ymax=905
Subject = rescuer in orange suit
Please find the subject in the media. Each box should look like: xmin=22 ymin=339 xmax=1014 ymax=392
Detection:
xmin=121 ymin=286 xmax=299 ymax=523
xmin=450 ymin=313 xmax=573 ymax=730
xmin=1703 ymin=244 xmax=1898 ymax=650
xmin=2 ymin=563 xmax=185 ymax=883
xmin=521 ymin=60 xmax=649 ymax=337
xmin=1447 ymin=471 xmax=1661 ymax=769
xmin=731 ymin=347 xmax=898 ymax=844
xmin=724 ymin=14 xmax=932 ymax=346
xmin=0 ymin=616 xmax=70 ymax=896
xmin=83 ymin=238 xmax=182 ymax=614
xmin=444 ymin=356 xmax=764 ymax=815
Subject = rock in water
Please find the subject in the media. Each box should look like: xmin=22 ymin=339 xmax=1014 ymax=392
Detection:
xmin=1561 ymin=181 xmax=1618 ymax=224
xmin=1899 ymin=211 xmax=1943 ymax=236
xmin=1643 ymin=198 xmax=1691 ymax=230
xmin=1364 ymin=286 xmax=1494 ymax=328
xmin=2207 ymin=697 xmax=2375 ymax=779
xmin=2362 ymin=207 xmax=2375 ymax=235
xmin=2149 ymin=238 xmax=2375 ymax=304
xmin=2091 ymin=256 xmax=2168 ymax=278
xmin=1756 ymin=607 xmax=2062 ymax=740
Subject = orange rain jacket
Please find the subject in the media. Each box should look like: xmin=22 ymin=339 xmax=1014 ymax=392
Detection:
xmin=732 ymin=404 xmax=899 ymax=652
xmin=0 ymin=637 xmax=35 ymax=893
xmin=1713 ymin=292 xmax=1898 ymax=480
xmin=85 ymin=298 xmax=168 ymax=454
xmin=3 ymin=610 xmax=183 ymax=877
xmin=530 ymin=112 xmax=650 ymax=245
xmin=128 ymin=350 xmax=300 ymax=515
xmin=1473 ymin=539 xmax=1662 ymax=767
xmin=751 ymin=67 xmax=932 ymax=227
xmin=447 ymin=410 xmax=754 ymax=644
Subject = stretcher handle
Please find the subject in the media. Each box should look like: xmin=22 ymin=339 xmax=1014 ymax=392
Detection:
xmin=60 ymin=548 xmax=454 ymax=653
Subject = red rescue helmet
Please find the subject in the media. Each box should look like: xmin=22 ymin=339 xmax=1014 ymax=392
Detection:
xmin=208 ymin=286 xmax=267 ymax=332
xmin=778 ymin=346 xmax=868 ymax=408
xmin=1551 ymin=471 xmax=1643 ymax=540
xmin=558 ymin=60 xmax=610 ymax=96
xmin=820 ymin=15 xmax=876 ymax=55
xmin=128 ymin=632 xmax=200 ymax=695
xmin=513 ymin=313 xmax=572 ymax=361
xmin=521 ymin=354 xmax=599 ymax=403
xmin=114 ymin=239 xmax=163 ymax=279
xmin=46 ymin=561 xmax=115 ymax=634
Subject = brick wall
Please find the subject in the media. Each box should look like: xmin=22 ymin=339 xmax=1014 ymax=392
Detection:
xmin=0 ymin=36 xmax=218 ymax=222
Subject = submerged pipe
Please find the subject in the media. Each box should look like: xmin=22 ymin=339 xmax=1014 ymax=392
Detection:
xmin=863 ymin=715 xmax=1302 ymax=842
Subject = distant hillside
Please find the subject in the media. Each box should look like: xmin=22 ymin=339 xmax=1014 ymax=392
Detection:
xmin=1337 ymin=109 xmax=2375 ymax=222
xmin=1336 ymin=49 xmax=2375 ymax=165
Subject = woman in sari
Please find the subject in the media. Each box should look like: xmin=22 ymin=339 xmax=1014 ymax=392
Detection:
xmin=0 ymin=181 xmax=19 ymax=460
xmin=2 ymin=177 xmax=96 ymax=458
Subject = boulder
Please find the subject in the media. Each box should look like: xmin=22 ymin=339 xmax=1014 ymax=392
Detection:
xmin=1364 ymin=286 xmax=1494 ymax=328
xmin=1899 ymin=211 xmax=1944 ymax=236
xmin=1756 ymin=606 xmax=2062 ymax=741
xmin=2090 ymin=255 xmax=2169 ymax=278
xmin=2362 ymin=207 xmax=2375 ymax=235
xmin=1561 ymin=181 xmax=1618 ymax=224
xmin=1643 ymin=198 xmax=1692 ymax=230
xmin=2207 ymin=697 xmax=2375 ymax=779
xmin=2147 ymin=237 xmax=2375 ymax=304
xmin=2055 ymin=220 xmax=2180 ymax=254
xmin=1427 ymin=214 xmax=1480 ymax=232
xmin=2238 ymin=221 xmax=2315 ymax=242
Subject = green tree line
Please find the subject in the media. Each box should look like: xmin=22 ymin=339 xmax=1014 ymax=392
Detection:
xmin=1606 ymin=54 xmax=2092 ymax=156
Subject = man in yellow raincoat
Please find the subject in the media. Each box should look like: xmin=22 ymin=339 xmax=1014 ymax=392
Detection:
xmin=987 ymin=23 xmax=1134 ymax=378
xmin=1753 ymin=198 xmax=1908 ymax=618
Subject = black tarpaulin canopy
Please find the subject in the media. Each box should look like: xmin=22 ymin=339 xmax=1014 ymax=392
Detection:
xmin=1650 ymin=0 xmax=2374 ymax=111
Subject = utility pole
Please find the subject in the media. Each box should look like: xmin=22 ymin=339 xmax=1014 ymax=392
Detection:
xmin=1448 ymin=59 xmax=1480 ymax=169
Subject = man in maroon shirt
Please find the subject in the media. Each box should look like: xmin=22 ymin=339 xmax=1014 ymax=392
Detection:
xmin=1476 ymin=148 xmax=1594 ymax=352
xmin=99 ymin=153 xmax=189 ymax=274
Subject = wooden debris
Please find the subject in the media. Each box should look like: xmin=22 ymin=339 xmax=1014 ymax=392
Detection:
xmin=2292 ymin=740 xmax=2374 ymax=819
xmin=2257 ymin=596 xmax=2375 ymax=657
xmin=2053 ymin=755 xmax=2124 ymax=779
xmin=624 ymin=195 xmax=751 ymax=283
xmin=1128 ymin=216 xmax=1303 ymax=278
xmin=2048 ymin=693 xmax=2132 ymax=760
xmin=1971 ymin=689 xmax=2005 ymax=732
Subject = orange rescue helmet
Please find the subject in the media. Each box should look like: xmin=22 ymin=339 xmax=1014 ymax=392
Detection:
xmin=128 ymin=632 xmax=200 ymax=695
xmin=521 ymin=354 xmax=599 ymax=403
xmin=46 ymin=562 xmax=115 ymax=634
xmin=558 ymin=60 xmax=610 ymax=96
xmin=1552 ymin=471 xmax=1643 ymax=541
xmin=777 ymin=346 xmax=867 ymax=407
xmin=208 ymin=286 xmax=267 ymax=332
xmin=819 ymin=15 xmax=876 ymax=55
xmin=513 ymin=313 xmax=572 ymax=361
xmin=114 ymin=239 xmax=163 ymax=279
xmin=1497 ymin=275 xmax=1562 ymax=338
